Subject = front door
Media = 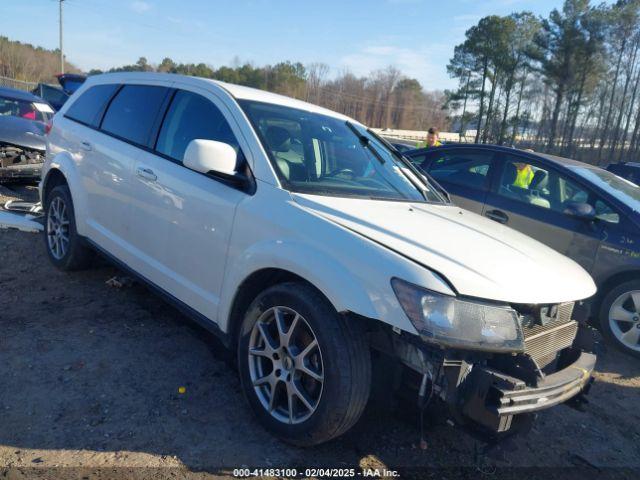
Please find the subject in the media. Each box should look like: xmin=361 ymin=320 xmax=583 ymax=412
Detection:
xmin=483 ymin=153 xmax=602 ymax=272
xmin=128 ymin=87 xmax=247 ymax=322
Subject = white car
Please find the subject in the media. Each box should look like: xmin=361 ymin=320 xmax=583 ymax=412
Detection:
xmin=41 ymin=72 xmax=597 ymax=445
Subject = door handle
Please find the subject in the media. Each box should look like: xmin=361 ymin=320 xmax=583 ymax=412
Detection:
xmin=485 ymin=209 xmax=509 ymax=224
xmin=136 ymin=166 xmax=157 ymax=182
xmin=80 ymin=141 xmax=92 ymax=152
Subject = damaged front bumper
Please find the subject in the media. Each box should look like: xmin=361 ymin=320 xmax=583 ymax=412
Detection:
xmin=460 ymin=347 xmax=595 ymax=433
xmin=377 ymin=319 xmax=597 ymax=437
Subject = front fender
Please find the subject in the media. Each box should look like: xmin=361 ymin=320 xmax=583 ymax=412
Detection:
xmin=217 ymin=185 xmax=455 ymax=336
xmin=218 ymin=238 xmax=380 ymax=331
xmin=218 ymin=239 xmax=453 ymax=337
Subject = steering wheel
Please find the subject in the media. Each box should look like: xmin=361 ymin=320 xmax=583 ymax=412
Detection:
xmin=326 ymin=168 xmax=356 ymax=179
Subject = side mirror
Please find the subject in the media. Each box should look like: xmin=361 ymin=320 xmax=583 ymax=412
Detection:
xmin=184 ymin=139 xmax=238 ymax=176
xmin=564 ymin=201 xmax=596 ymax=221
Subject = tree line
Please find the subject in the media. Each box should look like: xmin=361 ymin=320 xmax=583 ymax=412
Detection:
xmin=90 ymin=57 xmax=448 ymax=131
xmin=0 ymin=36 xmax=80 ymax=83
xmin=0 ymin=35 xmax=448 ymax=131
xmin=447 ymin=0 xmax=640 ymax=164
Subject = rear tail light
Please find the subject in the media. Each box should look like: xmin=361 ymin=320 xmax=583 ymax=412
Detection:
xmin=45 ymin=120 xmax=53 ymax=135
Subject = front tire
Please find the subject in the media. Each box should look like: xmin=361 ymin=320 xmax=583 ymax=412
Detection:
xmin=237 ymin=282 xmax=371 ymax=446
xmin=599 ymin=280 xmax=640 ymax=358
xmin=43 ymin=184 xmax=93 ymax=271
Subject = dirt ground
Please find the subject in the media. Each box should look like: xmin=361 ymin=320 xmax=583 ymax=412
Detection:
xmin=1 ymin=182 xmax=640 ymax=479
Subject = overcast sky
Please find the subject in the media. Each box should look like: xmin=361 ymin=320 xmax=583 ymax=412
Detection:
xmin=4 ymin=0 xmax=569 ymax=90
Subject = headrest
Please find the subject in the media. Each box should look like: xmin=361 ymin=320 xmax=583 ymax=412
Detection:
xmin=265 ymin=126 xmax=291 ymax=153
xmin=504 ymin=163 xmax=518 ymax=184
xmin=530 ymin=169 xmax=548 ymax=190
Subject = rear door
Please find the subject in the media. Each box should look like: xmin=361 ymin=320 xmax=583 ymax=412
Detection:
xmin=61 ymin=83 xmax=121 ymax=241
xmin=79 ymin=83 xmax=171 ymax=261
xmin=482 ymin=152 xmax=601 ymax=271
xmin=127 ymin=86 xmax=248 ymax=322
xmin=409 ymin=148 xmax=496 ymax=214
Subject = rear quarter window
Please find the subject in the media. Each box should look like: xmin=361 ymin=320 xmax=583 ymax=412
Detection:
xmin=101 ymin=85 xmax=170 ymax=147
xmin=65 ymin=84 xmax=119 ymax=127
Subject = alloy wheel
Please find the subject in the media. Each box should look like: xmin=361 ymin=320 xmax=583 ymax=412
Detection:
xmin=608 ymin=290 xmax=640 ymax=352
xmin=47 ymin=196 xmax=70 ymax=260
xmin=248 ymin=306 xmax=324 ymax=424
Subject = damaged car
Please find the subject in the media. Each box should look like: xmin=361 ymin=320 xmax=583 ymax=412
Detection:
xmin=41 ymin=72 xmax=597 ymax=445
xmin=0 ymin=86 xmax=53 ymax=182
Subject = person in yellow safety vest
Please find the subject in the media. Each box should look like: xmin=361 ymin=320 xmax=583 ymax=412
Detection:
xmin=416 ymin=127 xmax=442 ymax=149
xmin=513 ymin=162 xmax=534 ymax=189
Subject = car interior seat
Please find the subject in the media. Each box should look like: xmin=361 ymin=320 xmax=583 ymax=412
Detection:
xmin=526 ymin=170 xmax=551 ymax=208
xmin=264 ymin=126 xmax=308 ymax=182
xmin=499 ymin=163 xmax=524 ymax=200
xmin=500 ymin=163 xmax=551 ymax=208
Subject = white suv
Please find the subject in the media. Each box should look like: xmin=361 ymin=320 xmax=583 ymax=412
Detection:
xmin=42 ymin=72 xmax=597 ymax=445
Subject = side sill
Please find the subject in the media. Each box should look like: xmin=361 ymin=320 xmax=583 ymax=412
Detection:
xmin=85 ymin=238 xmax=232 ymax=348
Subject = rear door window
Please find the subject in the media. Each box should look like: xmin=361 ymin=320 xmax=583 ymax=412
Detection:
xmin=156 ymin=90 xmax=239 ymax=162
xmin=425 ymin=150 xmax=494 ymax=190
xmin=101 ymin=85 xmax=170 ymax=147
xmin=65 ymin=84 xmax=119 ymax=127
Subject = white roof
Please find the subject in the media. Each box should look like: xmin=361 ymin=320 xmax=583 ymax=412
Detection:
xmin=215 ymin=80 xmax=351 ymax=120
xmin=85 ymin=72 xmax=351 ymax=121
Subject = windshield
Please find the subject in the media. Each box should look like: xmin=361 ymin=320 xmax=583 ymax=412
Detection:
xmin=569 ymin=165 xmax=640 ymax=211
xmin=0 ymin=95 xmax=53 ymax=122
xmin=239 ymin=100 xmax=445 ymax=203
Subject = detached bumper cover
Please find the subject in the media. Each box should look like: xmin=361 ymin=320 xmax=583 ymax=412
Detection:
xmin=494 ymin=351 xmax=595 ymax=415
xmin=461 ymin=348 xmax=595 ymax=432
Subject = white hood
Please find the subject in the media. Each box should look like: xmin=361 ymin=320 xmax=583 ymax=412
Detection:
xmin=293 ymin=194 xmax=597 ymax=305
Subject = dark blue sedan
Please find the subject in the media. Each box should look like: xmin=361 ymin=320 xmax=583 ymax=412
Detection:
xmin=406 ymin=144 xmax=640 ymax=358
xmin=607 ymin=162 xmax=640 ymax=185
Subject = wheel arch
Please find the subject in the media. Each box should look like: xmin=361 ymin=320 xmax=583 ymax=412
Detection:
xmin=42 ymin=152 xmax=89 ymax=235
xmin=226 ymin=268 xmax=348 ymax=348
xmin=593 ymin=269 xmax=640 ymax=317
xmin=42 ymin=168 xmax=68 ymax=203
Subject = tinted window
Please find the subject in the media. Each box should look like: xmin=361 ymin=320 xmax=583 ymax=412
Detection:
xmin=156 ymin=90 xmax=239 ymax=161
xmin=101 ymin=85 xmax=169 ymax=146
xmin=425 ymin=150 xmax=494 ymax=190
xmin=65 ymin=84 xmax=118 ymax=127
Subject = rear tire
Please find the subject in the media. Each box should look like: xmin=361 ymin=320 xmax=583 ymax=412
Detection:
xmin=599 ymin=280 xmax=640 ymax=358
xmin=43 ymin=184 xmax=93 ymax=271
xmin=237 ymin=282 xmax=371 ymax=446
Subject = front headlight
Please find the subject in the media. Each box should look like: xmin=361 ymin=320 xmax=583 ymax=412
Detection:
xmin=391 ymin=278 xmax=524 ymax=352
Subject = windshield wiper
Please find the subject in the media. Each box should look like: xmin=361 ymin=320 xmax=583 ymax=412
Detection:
xmin=345 ymin=121 xmax=385 ymax=165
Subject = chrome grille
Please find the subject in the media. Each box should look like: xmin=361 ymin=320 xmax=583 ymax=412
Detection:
xmin=522 ymin=302 xmax=577 ymax=368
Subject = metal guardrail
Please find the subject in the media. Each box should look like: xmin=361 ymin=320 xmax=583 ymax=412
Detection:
xmin=0 ymin=76 xmax=44 ymax=92
xmin=371 ymin=128 xmax=475 ymax=144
